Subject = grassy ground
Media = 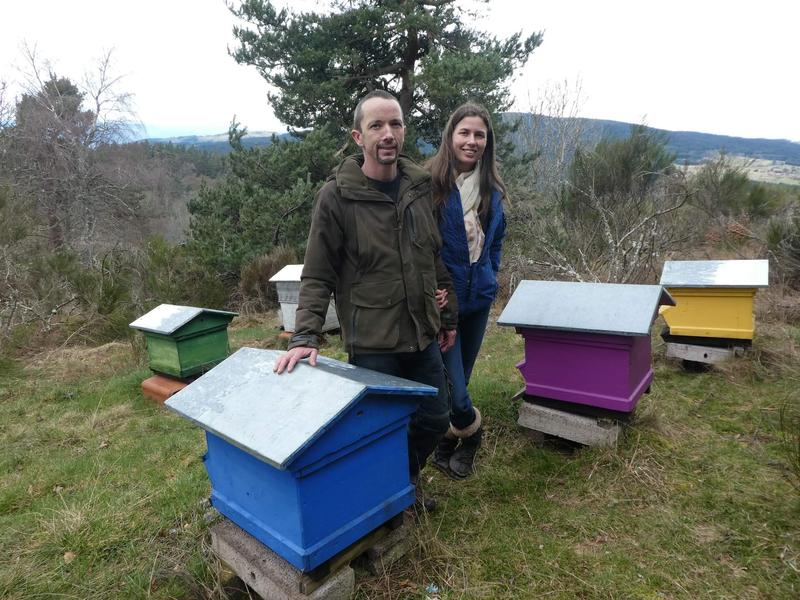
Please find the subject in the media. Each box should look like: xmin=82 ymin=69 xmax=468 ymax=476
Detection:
xmin=1 ymin=312 xmax=798 ymax=599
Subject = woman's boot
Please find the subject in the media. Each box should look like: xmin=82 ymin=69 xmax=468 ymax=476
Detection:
xmin=449 ymin=408 xmax=482 ymax=479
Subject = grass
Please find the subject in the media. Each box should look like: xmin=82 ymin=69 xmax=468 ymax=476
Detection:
xmin=1 ymin=314 xmax=798 ymax=599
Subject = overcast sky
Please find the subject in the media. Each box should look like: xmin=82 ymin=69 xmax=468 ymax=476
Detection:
xmin=1 ymin=0 xmax=797 ymax=141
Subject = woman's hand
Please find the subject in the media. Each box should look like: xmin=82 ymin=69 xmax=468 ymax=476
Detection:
xmin=438 ymin=328 xmax=456 ymax=352
xmin=435 ymin=288 xmax=448 ymax=309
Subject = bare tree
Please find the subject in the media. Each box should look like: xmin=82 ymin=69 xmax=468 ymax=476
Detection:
xmin=548 ymin=175 xmax=689 ymax=282
xmin=0 ymin=81 xmax=13 ymax=130
xmin=505 ymin=121 xmax=693 ymax=286
xmin=8 ymin=45 xmax=141 ymax=257
xmin=505 ymin=79 xmax=593 ymax=195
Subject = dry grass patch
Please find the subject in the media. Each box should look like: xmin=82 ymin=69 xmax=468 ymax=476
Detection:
xmin=228 ymin=311 xmax=288 ymax=351
xmin=24 ymin=341 xmax=135 ymax=383
xmin=229 ymin=312 xmax=280 ymax=333
xmin=757 ymin=284 xmax=800 ymax=326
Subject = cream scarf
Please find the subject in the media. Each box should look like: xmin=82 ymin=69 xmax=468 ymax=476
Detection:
xmin=456 ymin=163 xmax=485 ymax=264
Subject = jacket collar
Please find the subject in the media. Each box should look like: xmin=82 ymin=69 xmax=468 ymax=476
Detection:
xmin=334 ymin=154 xmax=430 ymax=202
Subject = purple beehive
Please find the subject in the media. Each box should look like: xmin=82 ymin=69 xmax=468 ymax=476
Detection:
xmin=498 ymin=281 xmax=674 ymax=413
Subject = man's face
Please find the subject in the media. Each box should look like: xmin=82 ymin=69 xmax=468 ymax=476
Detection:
xmin=351 ymin=98 xmax=405 ymax=170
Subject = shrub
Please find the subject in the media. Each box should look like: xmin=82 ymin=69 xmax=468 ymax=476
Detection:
xmin=505 ymin=126 xmax=691 ymax=284
xmin=690 ymin=154 xmax=782 ymax=221
xmin=137 ymin=236 xmax=229 ymax=311
xmin=767 ymin=208 xmax=800 ymax=288
xmin=237 ymin=245 xmax=299 ymax=314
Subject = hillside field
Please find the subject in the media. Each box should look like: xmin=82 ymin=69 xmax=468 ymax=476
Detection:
xmin=1 ymin=300 xmax=799 ymax=599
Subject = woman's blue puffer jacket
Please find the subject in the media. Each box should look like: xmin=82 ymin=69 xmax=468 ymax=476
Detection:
xmin=439 ymin=187 xmax=506 ymax=316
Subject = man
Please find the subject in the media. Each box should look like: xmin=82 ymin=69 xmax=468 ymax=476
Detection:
xmin=274 ymin=90 xmax=457 ymax=484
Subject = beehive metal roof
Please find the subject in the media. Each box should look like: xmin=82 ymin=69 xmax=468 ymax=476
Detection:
xmin=269 ymin=264 xmax=304 ymax=282
xmin=129 ymin=304 xmax=237 ymax=335
xmin=165 ymin=347 xmax=436 ymax=469
xmin=660 ymin=259 xmax=769 ymax=288
xmin=497 ymin=280 xmax=675 ymax=336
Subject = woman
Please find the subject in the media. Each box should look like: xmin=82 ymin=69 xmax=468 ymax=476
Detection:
xmin=426 ymin=103 xmax=507 ymax=479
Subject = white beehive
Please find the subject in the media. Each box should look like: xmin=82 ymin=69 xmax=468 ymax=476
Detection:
xmin=269 ymin=264 xmax=339 ymax=333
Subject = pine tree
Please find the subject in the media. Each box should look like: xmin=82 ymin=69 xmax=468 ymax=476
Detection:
xmin=230 ymin=0 xmax=541 ymax=144
xmin=187 ymin=124 xmax=341 ymax=279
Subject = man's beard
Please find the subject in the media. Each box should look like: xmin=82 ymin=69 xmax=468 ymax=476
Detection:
xmin=375 ymin=144 xmax=399 ymax=165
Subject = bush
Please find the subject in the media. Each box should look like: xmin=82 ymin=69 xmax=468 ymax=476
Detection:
xmin=505 ymin=126 xmax=691 ymax=284
xmin=237 ymin=245 xmax=299 ymax=314
xmin=690 ymin=154 xmax=782 ymax=221
xmin=137 ymin=236 xmax=229 ymax=310
xmin=767 ymin=208 xmax=800 ymax=288
xmin=0 ymin=232 xmax=231 ymax=356
xmin=0 ymin=246 xmax=135 ymax=351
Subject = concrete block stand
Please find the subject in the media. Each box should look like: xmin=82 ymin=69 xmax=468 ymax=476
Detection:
xmin=210 ymin=513 xmax=413 ymax=599
xmin=355 ymin=513 xmax=414 ymax=575
xmin=518 ymin=401 xmax=621 ymax=448
xmin=210 ymin=520 xmax=354 ymax=600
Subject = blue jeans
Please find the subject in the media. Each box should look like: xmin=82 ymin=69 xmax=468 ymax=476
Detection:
xmin=349 ymin=341 xmax=450 ymax=478
xmin=441 ymin=306 xmax=491 ymax=430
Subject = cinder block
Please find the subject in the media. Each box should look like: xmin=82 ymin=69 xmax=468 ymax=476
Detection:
xmin=210 ymin=520 xmax=355 ymax=600
xmin=518 ymin=401 xmax=620 ymax=447
xmin=361 ymin=513 xmax=413 ymax=574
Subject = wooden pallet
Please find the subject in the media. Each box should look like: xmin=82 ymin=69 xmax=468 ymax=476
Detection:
xmin=665 ymin=341 xmax=746 ymax=365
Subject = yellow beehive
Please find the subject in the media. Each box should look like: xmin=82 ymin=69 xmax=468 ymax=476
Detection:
xmin=659 ymin=260 xmax=769 ymax=340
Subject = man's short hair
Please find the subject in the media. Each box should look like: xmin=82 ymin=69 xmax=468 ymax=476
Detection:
xmin=352 ymin=90 xmax=402 ymax=131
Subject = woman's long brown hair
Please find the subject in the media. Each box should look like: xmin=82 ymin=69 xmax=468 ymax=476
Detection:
xmin=425 ymin=103 xmax=508 ymax=215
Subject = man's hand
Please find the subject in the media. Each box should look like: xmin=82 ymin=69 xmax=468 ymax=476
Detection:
xmin=435 ymin=288 xmax=448 ymax=310
xmin=438 ymin=328 xmax=456 ymax=353
xmin=274 ymin=346 xmax=319 ymax=374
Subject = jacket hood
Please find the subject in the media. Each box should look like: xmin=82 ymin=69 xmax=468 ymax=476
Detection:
xmin=333 ymin=154 xmax=431 ymax=201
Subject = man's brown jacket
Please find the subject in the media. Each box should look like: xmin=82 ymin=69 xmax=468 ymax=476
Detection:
xmin=289 ymin=154 xmax=458 ymax=355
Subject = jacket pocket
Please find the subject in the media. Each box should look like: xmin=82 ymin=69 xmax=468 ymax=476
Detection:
xmin=407 ymin=204 xmax=436 ymax=251
xmin=472 ymin=260 xmax=498 ymax=307
xmin=350 ymin=280 xmax=406 ymax=350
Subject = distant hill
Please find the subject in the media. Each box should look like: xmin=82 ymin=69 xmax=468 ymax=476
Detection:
xmin=504 ymin=114 xmax=800 ymax=166
xmin=145 ymin=118 xmax=800 ymax=166
xmin=144 ymin=131 xmax=291 ymax=154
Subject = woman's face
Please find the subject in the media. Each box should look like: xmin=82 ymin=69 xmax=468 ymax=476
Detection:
xmin=451 ymin=115 xmax=488 ymax=174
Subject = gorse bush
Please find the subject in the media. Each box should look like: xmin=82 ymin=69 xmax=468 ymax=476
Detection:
xmin=690 ymin=154 xmax=781 ymax=220
xmin=0 ymin=232 xmax=229 ymax=356
xmin=567 ymin=125 xmax=676 ymax=206
xmin=0 ymin=246 xmax=133 ymax=351
xmin=237 ymin=245 xmax=299 ymax=314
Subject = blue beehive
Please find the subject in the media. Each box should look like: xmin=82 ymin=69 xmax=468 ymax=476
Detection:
xmin=165 ymin=347 xmax=432 ymax=572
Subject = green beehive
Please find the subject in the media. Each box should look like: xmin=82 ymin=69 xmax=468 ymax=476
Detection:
xmin=130 ymin=304 xmax=237 ymax=379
